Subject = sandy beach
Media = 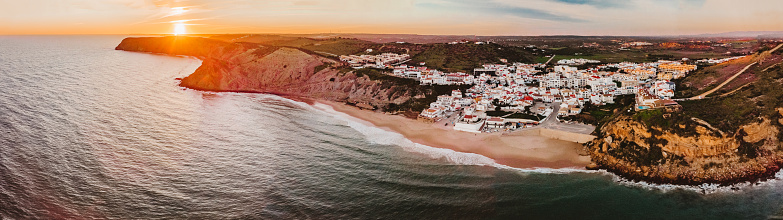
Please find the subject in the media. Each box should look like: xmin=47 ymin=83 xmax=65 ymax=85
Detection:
xmin=315 ymin=101 xmax=592 ymax=169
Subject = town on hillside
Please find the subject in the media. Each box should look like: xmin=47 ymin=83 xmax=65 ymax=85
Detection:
xmin=339 ymin=46 xmax=748 ymax=133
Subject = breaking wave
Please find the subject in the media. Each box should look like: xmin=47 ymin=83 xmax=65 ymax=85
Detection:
xmin=309 ymin=101 xmax=783 ymax=194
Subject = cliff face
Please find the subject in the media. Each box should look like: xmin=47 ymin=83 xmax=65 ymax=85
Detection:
xmin=116 ymin=36 xmax=413 ymax=109
xmin=588 ymin=53 xmax=783 ymax=185
xmin=587 ymin=113 xmax=783 ymax=185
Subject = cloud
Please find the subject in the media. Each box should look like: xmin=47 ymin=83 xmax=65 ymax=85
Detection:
xmin=548 ymin=0 xmax=627 ymax=8
xmin=417 ymin=0 xmax=586 ymax=22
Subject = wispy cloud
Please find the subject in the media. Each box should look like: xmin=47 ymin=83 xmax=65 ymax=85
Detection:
xmin=417 ymin=0 xmax=586 ymax=22
xmin=548 ymin=0 xmax=628 ymax=8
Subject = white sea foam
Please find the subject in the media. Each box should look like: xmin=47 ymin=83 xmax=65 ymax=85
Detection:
xmin=599 ymin=168 xmax=783 ymax=194
xmin=303 ymin=100 xmax=783 ymax=193
xmin=309 ymin=102 xmax=598 ymax=174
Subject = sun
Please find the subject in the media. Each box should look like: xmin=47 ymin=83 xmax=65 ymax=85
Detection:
xmin=174 ymin=22 xmax=186 ymax=36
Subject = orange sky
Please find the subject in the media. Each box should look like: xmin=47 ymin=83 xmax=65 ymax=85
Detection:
xmin=1 ymin=0 xmax=782 ymax=36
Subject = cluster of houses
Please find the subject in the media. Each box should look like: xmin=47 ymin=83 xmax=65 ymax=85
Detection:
xmin=339 ymin=53 xmax=411 ymax=68
xmin=656 ymin=61 xmax=698 ymax=80
xmin=621 ymin=41 xmax=654 ymax=48
xmin=448 ymin=40 xmax=492 ymax=45
xmin=557 ymin=58 xmax=601 ymax=65
xmin=604 ymin=61 xmax=697 ymax=81
xmin=336 ymin=50 xmax=708 ymax=133
xmin=696 ymin=55 xmax=748 ymax=65
xmin=391 ymin=65 xmax=476 ymax=85
xmin=412 ymin=60 xmax=699 ymax=133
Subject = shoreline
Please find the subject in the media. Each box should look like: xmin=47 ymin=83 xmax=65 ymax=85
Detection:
xmin=314 ymin=100 xmax=591 ymax=169
xmin=115 ymin=37 xmax=783 ymax=186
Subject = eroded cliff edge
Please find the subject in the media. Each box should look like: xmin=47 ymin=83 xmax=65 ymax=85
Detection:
xmin=585 ymin=59 xmax=783 ymax=185
xmin=117 ymin=36 xmax=783 ymax=185
xmin=116 ymin=36 xmax=446 ymax=113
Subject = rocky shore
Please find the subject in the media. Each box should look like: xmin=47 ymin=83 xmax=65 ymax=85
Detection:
xmin=586 ymin=112 xmax=783 ymax=185
xmin=117 ymin=36 xmax=783 ymax=185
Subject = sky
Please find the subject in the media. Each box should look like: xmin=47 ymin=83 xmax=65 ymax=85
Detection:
xmin=0 ymin=0 xmax=782 ymax=36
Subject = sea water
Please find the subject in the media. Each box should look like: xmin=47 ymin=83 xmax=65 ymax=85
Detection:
xmin=1 ymin=35 xmax=782 ymax=219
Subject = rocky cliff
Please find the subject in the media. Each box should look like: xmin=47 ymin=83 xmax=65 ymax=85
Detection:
xmin=116 ymin=36 xmax=420 ymax=110
xmin=587 ymin=107 xmax=783 ymax=185
xmin=586 ymin=48 xmax=783 ymax=185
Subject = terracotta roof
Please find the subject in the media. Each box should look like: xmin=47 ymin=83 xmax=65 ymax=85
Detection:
xmin=487 ymin=117 xmax=504 ymax=122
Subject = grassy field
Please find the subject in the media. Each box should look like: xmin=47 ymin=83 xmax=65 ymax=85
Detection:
xmin=407 ymin=43 xmax=535 ymax=73
xmin=536 ymin=49 xmax=737 ymax=65
xmin=677 ymin=62 xmax=783 ymax=132
xmin=211 ymin=34 xmax=377 ymax=56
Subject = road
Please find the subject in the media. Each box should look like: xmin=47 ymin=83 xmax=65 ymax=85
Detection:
xmin=682 ymin=43 xmax=783 ymax=101
xmin=519 ymin=102 xmax=595 ymax=135
xmin=314 ymin=51 xmax=339 ymax=57
xmin=683 ymin=61 xmax=758 ymax=100
xmin=544 ymin=55 xmax=556 ymax=66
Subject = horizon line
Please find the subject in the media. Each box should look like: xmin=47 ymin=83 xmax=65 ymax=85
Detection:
xmin=3 ymin=31 xmax=783 ymax=38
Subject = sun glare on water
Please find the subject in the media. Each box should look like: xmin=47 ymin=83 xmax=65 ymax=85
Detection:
xmin=174 ymin=22 xmax=186 ymax=36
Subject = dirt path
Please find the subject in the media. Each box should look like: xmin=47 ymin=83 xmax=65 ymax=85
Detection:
xmin=686 ymin=43 xmax=783 ymax=100
xmin=687 ymin=61 xmax=757 ymax=100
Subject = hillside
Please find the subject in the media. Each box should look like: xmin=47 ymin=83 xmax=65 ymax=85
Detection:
xmin=586 ymin=49 xmax=783 ymax=185
xmin=116 ymin=36 xmax=463 ymax=116
xmin=405 ymin=43 xmax=536 ymax=73
xmin=209 ymin=34 xmax=377 ymax=57
xmin=675 ymin=42 xmax=783 ymax=98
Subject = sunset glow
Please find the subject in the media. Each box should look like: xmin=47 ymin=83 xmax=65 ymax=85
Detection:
xmin=1 ymin=0 xmax=783 ymax=35
xmin=170 ymin=7 xmax=187 ymax=17
xmin=174 ymin=22 xmax=186 ymax=36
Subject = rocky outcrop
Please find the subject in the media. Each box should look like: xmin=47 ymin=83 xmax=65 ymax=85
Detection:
xmin=116 ymin=36 xmax=414 ymax=109
xmin=778 ymin=108 xmax=783 ymax=125
xmin=587 ymin=115 xmax=783 ymax=185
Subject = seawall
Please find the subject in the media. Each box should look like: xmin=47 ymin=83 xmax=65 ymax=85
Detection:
xmin=516 ymin=128 xmax=596 ymax=144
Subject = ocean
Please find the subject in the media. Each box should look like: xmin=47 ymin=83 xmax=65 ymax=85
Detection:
xmin=1 ymin=35 xmax=782 ymax=220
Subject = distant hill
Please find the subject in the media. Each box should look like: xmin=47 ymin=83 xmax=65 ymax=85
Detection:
xmin=684 ymin=31 xmax=783 ymax=38
xmin=209 ymin=34 xmax=376 ymax=56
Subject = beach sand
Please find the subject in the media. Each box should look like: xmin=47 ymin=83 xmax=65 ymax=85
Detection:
xmin=315 ymin=101 xmax=591 ymax=169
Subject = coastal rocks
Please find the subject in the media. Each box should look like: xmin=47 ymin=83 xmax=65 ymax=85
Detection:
xmin=778 ymin=108 xmax=783 ymax=125
xmin=116 ymin=36 xmax=414 ymax=110
xmin=740 ymin=119 xmax=779 ymax=144
xmin=587 ymin=115 xmax=783 ymax=185
xmin=600 ymin=117 xmax=738 ymax=158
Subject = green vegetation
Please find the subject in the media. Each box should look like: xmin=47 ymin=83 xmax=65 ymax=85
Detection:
xmin=639 ymin=60 xmax=783 ymax=135
xmin=675 ymin=63 xmax=782 ymax=132
xmin=300 ymin=38 xmax=376 ymax=56
xmin=505 ymin=113 xmax=542 ymax=121
xmin=408 ymin=43 xmax=535 ymax=73
xmin=484 ymin=111 xmax=542 ymax=120
xmin=631 ymin=108 xmax=706 ymax=137
xmin=214 ymin=34 xmax=377 ymax=56
xmin=674 ymin=55 xmax=757 ymax=98
xmin=313 ymin=63 xmax=331 ymax=73
xmin=537 ymin=49 xmax=732 ymax=65
xmin=607 ymin=141 xmax=665 ymax=167
xmin=486 ymin=111 xmax=511 ymax=117
xmin=736 ymin=129 xmax=764 ymax=159
xmin=349 ymin=68 xmax=472 ymax=116
xmin=561 ymin=95 xmax=635 ymax=129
